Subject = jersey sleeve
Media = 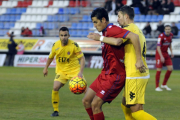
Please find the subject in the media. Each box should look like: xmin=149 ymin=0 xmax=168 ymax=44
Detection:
xmin=157 ymin=33 xmax=164 ymax=46
xmin=106 ymin=26 xmax=130 ymax=39
xmin=73 ymin=42 xmax=84 ymax=58
xmin=49 ymin=43 xmax=56 ymax=59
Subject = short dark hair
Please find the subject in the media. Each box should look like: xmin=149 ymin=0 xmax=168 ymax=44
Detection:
xmin=59 ymin=27 xmax=69 ymax=32
xmin=91 ymin=8 xmax=109 ymax=21
xmin=165 ymin=25 xmax=171 ymax=28
xmin=118 ymin=5 xmax=134 ymax=20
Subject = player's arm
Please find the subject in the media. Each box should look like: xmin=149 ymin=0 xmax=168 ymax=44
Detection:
xmin=169 ymin=43 xmax=174 ymax=58
xmin=157 ymin=37 xmax=165 ymax=63
xmin=87 ymin=33 xmax=122 ymax=46
xmin=43 ymin=58 xmax=53 ymax=77
xmin=78 ymin=56 xmax=85 ymax=78
xmin=43 ymin=43 xmax=56 ymax=77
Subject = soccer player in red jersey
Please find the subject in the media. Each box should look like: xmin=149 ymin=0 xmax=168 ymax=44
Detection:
xmin=82 ymin=8 xmax=141 ymax=120
xmin=155 ymin=25 xmax=174 ymax=91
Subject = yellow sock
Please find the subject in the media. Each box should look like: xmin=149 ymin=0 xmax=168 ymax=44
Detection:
xmin=121 ymin=103 xmax=135 ymax=120
xmin=52 ymin=90 xmax=59 ymax=112
xmin=132 ymin=110 xmax=157 ymax=120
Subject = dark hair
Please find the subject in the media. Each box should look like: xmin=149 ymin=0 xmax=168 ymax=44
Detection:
xmin=118 ymin=5 xmax=134 ymax=20
xmin=59 ymin=27 xmax=69 ymax=32
xmin=165 ymin=25 xmax=171 ymax=28
xmin=91 ymin=8 xmax=109 ymax=21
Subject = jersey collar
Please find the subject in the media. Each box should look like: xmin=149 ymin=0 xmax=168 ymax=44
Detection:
xmin=102 ymin=23 xmax=113 ymax=32
xmin=164 ymin=32 xmax=170 ymax=36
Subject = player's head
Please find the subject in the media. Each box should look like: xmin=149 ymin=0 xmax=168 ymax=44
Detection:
xmin=117 ymin=6 xmax=134 ymax=27
xmin=164 ymin=25 xmax=171 ymax=35
xmin=91 ymin=8 xmax=109 ymax=32
xmin=59 ymin=27 xmax=70 ymax=46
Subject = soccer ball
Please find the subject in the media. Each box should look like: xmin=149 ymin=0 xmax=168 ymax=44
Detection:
xmin=69 ymin=76 xmax=87 ymax=94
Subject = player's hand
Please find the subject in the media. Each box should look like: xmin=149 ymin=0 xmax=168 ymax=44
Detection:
xmin=136 ymin=59 xmax=146 ymax=73
xmin=171 ymin=54 xmax=174 ymax=58
xmin=87 ymin=33 xmax=101 ymax=41
xmin=43 ymin=68 xmax=48 ymax=77
xmin=77 ymin=72 xmax=83 ymax=78
xmin=160 ymin=56 xmax=165 ymax=63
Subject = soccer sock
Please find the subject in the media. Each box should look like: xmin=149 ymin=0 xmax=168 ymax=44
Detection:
xmin=121 ymin=103 xmax=135 ymax=120
xmin=93 ymin=112 xmax=104 ymax=120
xmin=132 ymin=110 xmax=157 ymax=120
xmin=162 ymin=70 xmax=172 ymax=85
xmin=155 ymin=71 xmax=161 ymax=88
xmin=85 ymin=108 xmax=94 ymax=120
xmin=52 ymin=90 xmax=59 ymax=112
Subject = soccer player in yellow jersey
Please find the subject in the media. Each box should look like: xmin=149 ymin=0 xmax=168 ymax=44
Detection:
xmin=88 ymin=6 xmax=156 ymax=120
xmin=43 ymin=27 xmax=85 ymax=117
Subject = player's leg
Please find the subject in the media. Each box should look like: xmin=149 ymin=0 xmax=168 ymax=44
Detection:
xmin=121 ymin=97 xmax=135 ymax=120
xmin=51 ymin=73 xmax=66 ymax=116
xmin=161 ymin=65 xmax=173 ymax=90
xmin=82 ymin=88 xmax=96 ymax=120
xmin=125 ymin=78 xmax=157 ymax=120
xmin=91 ymin=96 xmax=104 ymax=120
xmin=51 ymin=81 xmax=64 ymax=116
xmin=155 ymin=58 xmax=163 ymax=91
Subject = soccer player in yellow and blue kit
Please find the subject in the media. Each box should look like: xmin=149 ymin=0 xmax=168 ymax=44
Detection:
xmin=88 ymin=6 xmax=157 ymax=120
xmin=43 ymin=27 xmax=85 ymax=117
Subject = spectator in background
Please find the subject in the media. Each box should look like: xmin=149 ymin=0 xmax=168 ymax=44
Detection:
xmin=157 ymin=0 xmax=174 ymax=15
xmin=152 ymin=0 xmax=161 ymax=15
xmin=22 ymin=27 xmax=32 ymax=37
xmin=115 ymin=0 xmax=124 ymax=15
xmin=143 ymin=22 xmax=152 ymax=38
xmin=6 ymin=32 xmax=17 ymax=66
xmin=104 ymin=0 xmax=112 ymax=13
xmin=21 ymin=27 xmax=25 ymax=36
xmin=152 ymin=21 xmax=164 ymax=38
xmin=171 ymin=22 xmax=178 ymax=36
xmin=17 ymin=41 xmax=24 ymax=55
xmin=39 ymin=26 xmax=45 ymax=37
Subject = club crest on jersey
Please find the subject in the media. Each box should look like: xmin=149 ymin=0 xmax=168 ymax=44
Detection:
xmin=67 ymin=51 xmax=70 ymax=55
xmin=108 ymin=25 xmax=112 ymax=28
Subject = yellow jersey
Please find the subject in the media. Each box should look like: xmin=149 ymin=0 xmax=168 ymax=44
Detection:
xmin=122 ymin=23 xmax=149 ymax=78
xmin=49 ymin=39 xmax=83 ymax=74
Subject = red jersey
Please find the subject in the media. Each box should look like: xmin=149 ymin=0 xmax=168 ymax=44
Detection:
xmin=101 ymin=23 xmax=130 ymax=75
xmin=156 ymin=32 xmax=173 ymax=56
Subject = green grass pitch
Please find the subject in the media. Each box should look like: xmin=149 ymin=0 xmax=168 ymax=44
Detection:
xmin=0 ymin=67 xmax=180 ymax=120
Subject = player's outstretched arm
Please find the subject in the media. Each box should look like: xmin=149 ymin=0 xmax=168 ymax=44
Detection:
xmin=126 ymin=32 xmax=146 ymax=73
xmin=78 ymin=56 xmax=85 ymax=78
xmin=87 ymin=33 xmax=123 ymax=46
xmin=43 ymin=58 xmax=53 ymax=77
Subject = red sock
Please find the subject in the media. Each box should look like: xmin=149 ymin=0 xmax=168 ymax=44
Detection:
xmin=93 ymin=112 xmax=104 ymax=120
xmin=156 ymin=71 xmax=161 ymax=88
xmin=85 ymin=108 xmax=94 ymax=120
xmin=162 ymin=70 xmax=172 ymax=85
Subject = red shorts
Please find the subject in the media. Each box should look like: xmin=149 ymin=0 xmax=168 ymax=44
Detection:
xmin=156 ymin=54 xmax=172 ymax=68
xmin=90 ymin=71 xmax=125 ymax=103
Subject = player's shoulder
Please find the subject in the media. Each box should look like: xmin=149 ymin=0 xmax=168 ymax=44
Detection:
xmin=170 ymin=32 xmax=173 ymax=36
xmin=107 ymin=24 xmax=121 ymax=30
xmin=69 ymin=39 xmax=79 ymax=47
xmin=159 ymin=33 xmax=164 ymax=37
xmin=52 ymin=40 xmax=60 ymax=47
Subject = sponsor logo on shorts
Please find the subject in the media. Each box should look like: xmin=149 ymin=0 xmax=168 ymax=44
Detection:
xmin=100 ymin=90 xmax=105 ymax=95
xmin=56 ymin=75 xmax=60 ymax=79
xmin=129 ymin=91 xmax=135 ymax=101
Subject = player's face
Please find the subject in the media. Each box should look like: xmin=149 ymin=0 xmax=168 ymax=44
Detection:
xmin=117 ymin=12 xmax=126 ymax=27
xmin=59 ymin=30 xmax=70 ymax=45
xmin=92 ymin=17 xmax=107 ymax=32
xmin=165 ymin=27 xmax=171 ymax=35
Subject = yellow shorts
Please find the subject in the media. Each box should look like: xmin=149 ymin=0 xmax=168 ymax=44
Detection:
xmin=54 ymin=71 xmax=85 ymax=84
xmin=123 ymin=78 xmax=148 ymax=105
